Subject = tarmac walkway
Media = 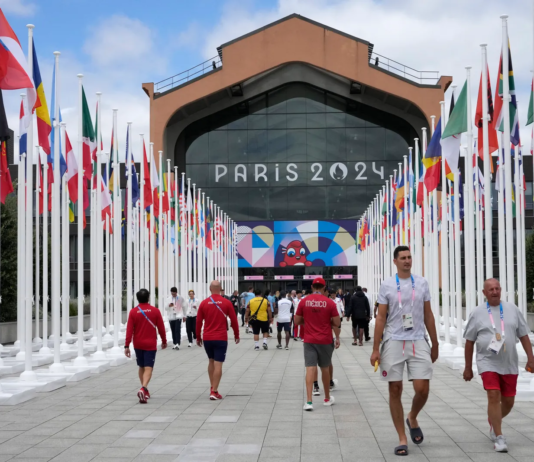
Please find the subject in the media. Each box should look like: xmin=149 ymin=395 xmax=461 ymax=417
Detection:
xmin=1 ymin=323 xmax=534 ymax=461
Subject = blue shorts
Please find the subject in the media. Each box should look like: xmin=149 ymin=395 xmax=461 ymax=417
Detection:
xmin=203 ymin=340 xmax=228 ymax=363
xmin=134 ymin=349 xmax=157 ymax=368
xmin=277 ymin=322 xmax=291 ymax=332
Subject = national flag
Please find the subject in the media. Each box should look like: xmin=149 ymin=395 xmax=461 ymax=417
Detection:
xmin=395 ymin=168 xmax=405 ymax=212
xmin=382 ymin=192 xmax=388 ymax=228
xmin=142 ymin=141 xmax=152 ymax=209
xmin=150 ymin=150 xmax=160 ymax=217
xmin=106 ymin=128 xmax=114 ymax=193
xmin=65 ymin=131 xmax=78 ymax=202
xmin=69 ymin=200 xmax=75 ymax=222
xmin=423 ymin=118 xmax=442 ymax=192
xmin=495 ymin=41 xmax=520 ymax=145
xmin=49 ymin=68 xmax=67 ymax=177
xmin=0 ymin=9 xmax=36 ymax=111
xmin=0 ymin=140 xmax=13 ymax=203
xmin=475 ymin=67 xmax=499 ymax=169
xmin=124 ymin=126 xmax=140 ymax=206
xmin=31 ymin=41 xmax=51 ymax=155
xmin=18 ymin=99 xmax=27 ymax=156
xmin=408 ymin=148 xmax=415 ymax=206
xmin=161 ymin=160 xmax=169 ymax=214
xmin=527 ymin=79 xmax=533 ymax=126
xmin=205 ymin=208 xmax=213 ymax=250
xmin=441 ymin=81 xmax=467 ymax=175
xmin=81 ymin=87 xmax=95 ymax=180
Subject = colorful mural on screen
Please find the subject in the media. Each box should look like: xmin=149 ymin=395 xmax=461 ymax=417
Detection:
xmin=237 ymin=221 xmax=356 ymax=268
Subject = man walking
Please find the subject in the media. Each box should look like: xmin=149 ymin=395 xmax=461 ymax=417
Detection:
xmin=346 ymin=286 xmax=371 ymax=346
xmin=370 ymin=246 xmax=439 ymax=456
xmin=292 ymin=290 xmax=304 ymax=340
xmin=245 ymin=289 xmax=272 ymax=350
xmin=463 ymin=278 xmax=534 ymax=453
xmin=167 ymin=287 xmax=184 ymax=350
xmin=125 ymin=289 xmax=167 ymax=403
xmin=295 ymin=277 xmax=340 ymax=411
xmin=185 ymin=290 xmax=199 ymax=347
xmin=196 ymin=281 xmax=240 ymax=400
xmin=276 ymin=291 xmax=292 ymax=350
xmin=362 ymin=288 xmax=371 ymax=341
xmin=241 ymin=287 xmax=255 ymax=333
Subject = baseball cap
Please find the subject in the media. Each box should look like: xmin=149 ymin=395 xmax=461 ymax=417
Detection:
xmin=312 ymin=277 xmax=326 ymax=287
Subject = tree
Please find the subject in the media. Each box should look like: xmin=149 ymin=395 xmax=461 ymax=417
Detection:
xmin=527 ymin=232 xmax=534 ymax=305
xmin=0 ymin=188 xmax=18 ymax=322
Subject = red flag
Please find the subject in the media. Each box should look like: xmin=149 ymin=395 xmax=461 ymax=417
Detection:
xmin=0 ymin=141 xmax=14 ymax=203
xmin=142 ymin=142 xmax=152 ymax=209
xmin=37 ymin=158 xmax=43 ymax=215
xmin=475 ymin=68 xmax=498 ymax=173
xmin=82 ymin=178 xmax=89 ymax=229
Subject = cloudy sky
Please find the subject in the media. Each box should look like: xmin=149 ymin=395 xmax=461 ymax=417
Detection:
xmin=1 ymin=0 xmax=532 ymax=163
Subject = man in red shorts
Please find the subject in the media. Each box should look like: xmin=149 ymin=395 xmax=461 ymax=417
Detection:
xmin=196 ymin=280 xmax=240 ymax=400
xmin=463 ymin=278 xmax=534 ymax=453
xmin=124 ymin=289 xmax=167 ymax=403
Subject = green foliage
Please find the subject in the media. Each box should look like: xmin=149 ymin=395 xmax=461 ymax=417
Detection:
xmin=527 ymin=232 xmax=534 ymax=304
xmin=0 ymin=192 xmax=18 ymax=322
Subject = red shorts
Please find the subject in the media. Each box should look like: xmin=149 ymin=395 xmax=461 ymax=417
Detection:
xmin=480 ymin=372 xmax=518 ymax=397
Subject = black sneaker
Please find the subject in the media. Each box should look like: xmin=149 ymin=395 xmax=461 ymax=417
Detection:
xmin=313 ymin=385 xmax=320 ymax=396
xmin=263 ymin=343 xmax=268 ymax=350
xmin=276 ymin=344 xmax=282 ymax=349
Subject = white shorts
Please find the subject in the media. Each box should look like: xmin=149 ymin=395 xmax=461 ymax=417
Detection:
xmin=379 ymin=339 xmax=433 ymax=382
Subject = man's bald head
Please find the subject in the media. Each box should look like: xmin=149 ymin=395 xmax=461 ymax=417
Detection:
xmin=210 ymin=280 xmax=222 ymax=294
xmin=483 ymin=278 xmax=502 ymax=306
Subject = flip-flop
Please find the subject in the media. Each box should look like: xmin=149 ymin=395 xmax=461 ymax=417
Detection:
xmin=394 ymin=445 xmax=408 ymax=456
xmin=406 ymin=418 xmax=424 ymax=444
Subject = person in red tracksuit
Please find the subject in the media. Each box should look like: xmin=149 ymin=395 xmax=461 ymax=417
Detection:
xmin=196 ymin=280 xmax=240 ymax=400
xmin=125 ymin=289 xmax=167 ymax=403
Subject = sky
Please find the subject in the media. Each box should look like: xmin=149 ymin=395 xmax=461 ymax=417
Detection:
xmin=1 ymin=0 xmax=533 ymax=164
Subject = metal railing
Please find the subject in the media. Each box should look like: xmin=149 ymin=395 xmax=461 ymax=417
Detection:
xmin=155 ymin=56 xmax=222 ymax=93
xmin=369 ymin=52 xmax=439 ymax=85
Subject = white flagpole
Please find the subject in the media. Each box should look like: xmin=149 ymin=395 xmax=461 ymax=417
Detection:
xmin=200 ymin=190 xmax=205 ymax=297
xmin=61 ymin=123 xmax=70 ymax=348
xmin=447 ymin=183 xmax=455 ymax=331
xmin=157 ymin=151 xmax=163 ymax=311
xmin=73 ymin=74 xmax=87 ymax=366
xmin=174 ymin=168 xmax=179 ymax=294
xmin=413 ymin=139 xmax=421 ymax=275
xmin=49 ymin=50 xmax=64 ymax=372
xmin=16 ymin=98 xmax=26 ymax=357
xmin=134 ymin=202 xmax=140 ymax=295
xmin=501 ymin=16 xmax=514 ymax=303
xmin=40 ymin=157 xmax=50 ymax=354
xmin=93 ymin=92 xmax=105 ymax=359
xmin=453 ymin=167 xmax=463 ymax=353
xmin=497 ymin=133 xmax=507 ymax=295
xmin=105 ymin=213 xmax=111 ymax=340
xmin=34 ymin=149 xmax=40 ymax=344
xmin=514 ymin=145 xmax=523 ymax=315
xmin=474 ymin=142 xmax=484 ymax=306
xmin=126 ymin=123 xmax=133 ymax=316
xmin=480 ymin=44 xmax=493 ymax=279
xmin=166 ymin=159 xmax=172 ymax=297
xmin=192 ymin=183 xmax=197 ymax=295
xmin=422 ymin=127 xmax=429 ymax=281
xmin=21 ymin=24 xmax=36 ymax=379
xmin=180 ymin=172 xmax=186 ymax=298
xmin=403 ymin=154 xmax=408 ymax=247
xmin=139 ymin=135 xmax=145 ymax=289
xmin=519 ymin=146 xmax=527 ymax=316
xmin=110 ymin=108 xmax=122 ymax=355
xmin=149 ymin=143 xmax=156 ymax=306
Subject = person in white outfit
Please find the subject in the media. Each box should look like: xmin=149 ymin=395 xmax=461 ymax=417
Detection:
xmin=167 ymin=287 xmax=185 ymax=350
xmin=185 ymin=290 xmax=200 ymax=347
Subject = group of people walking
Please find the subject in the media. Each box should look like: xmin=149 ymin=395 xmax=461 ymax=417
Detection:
xmin=124 ymin=244 xmax=534 ymax=455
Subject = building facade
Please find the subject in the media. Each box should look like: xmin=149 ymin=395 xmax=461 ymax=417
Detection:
xmin=142 ymin=14 xmax=455 ymax=291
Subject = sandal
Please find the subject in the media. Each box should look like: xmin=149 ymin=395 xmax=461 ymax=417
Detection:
xmin=352 ymin=342 xmax=358 ymax=345
xmin=406 ymin=418 xmax=424 ymax=444
xmin=394 ymin=445 xmax=408 ymax=456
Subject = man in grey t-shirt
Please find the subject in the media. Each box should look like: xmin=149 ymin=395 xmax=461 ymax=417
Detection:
xmin=463 ymin=278 xmax=534 ymax=453
xmin=371 ymin=246 xmax=439 ymax=456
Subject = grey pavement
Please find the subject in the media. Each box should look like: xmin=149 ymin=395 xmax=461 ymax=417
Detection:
xmin=2 ymin=323 xmax=534 ymax=461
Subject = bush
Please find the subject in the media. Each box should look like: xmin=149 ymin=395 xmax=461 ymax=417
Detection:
xmin=0 ymin=191 xmax=18 ymax=322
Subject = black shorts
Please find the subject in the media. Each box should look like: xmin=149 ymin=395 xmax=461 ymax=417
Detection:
xmin=277 ymin=322 xmax=291 ymax=332
xmin=352 ymin=318 xmax=369 ymax=331
xmin=250 ymin=320 xmax=270 ymax=335
xmin=203 ymin=340 xmax=228 ymax=362
xmin=134 ymin=349 xmax=157 ymax=368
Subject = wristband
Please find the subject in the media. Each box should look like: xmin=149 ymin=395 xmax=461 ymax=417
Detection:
xmin=124 ymin=346 xmax=129 ymax=349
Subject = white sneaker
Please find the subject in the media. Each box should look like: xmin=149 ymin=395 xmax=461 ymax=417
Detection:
xmin=188 ymin=343 xmax=192 ymax=348
xmin=303 ymin=402 xmax=313 ymax=411
xmin=494 ymin=435 xmax=508 ymax=452
xmin=330 ymin=379 xmax=338 ymax=391
xmin=175 ymin=345 xmax=180 ymax=350
xmin=489 ymin=427 xmax=496 ymax=442
xmin=323 ymin=396 xmax=335 ymax=406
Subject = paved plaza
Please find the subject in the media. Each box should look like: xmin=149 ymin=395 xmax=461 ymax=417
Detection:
xmin=2 ymin=324 xmax=534 ymax=461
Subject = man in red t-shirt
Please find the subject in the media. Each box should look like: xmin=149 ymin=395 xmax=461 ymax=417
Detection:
xmin=124 ymin=289 xmax=167 ymax=403
xmin=295 ymin=277 xmax=341 ymax=411
xmin=196 ymin=280 xmax=240 ymax=400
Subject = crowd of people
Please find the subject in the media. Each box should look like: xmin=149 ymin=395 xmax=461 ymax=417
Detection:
xmin=123 ymin=245 xmax=534 ymax=455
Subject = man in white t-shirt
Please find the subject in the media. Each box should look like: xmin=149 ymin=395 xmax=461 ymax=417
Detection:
xmin=276 ymin=291 xmax=293 ymax=350
xmin=463 ymin=278 xmax=534 ymax=453
xmin=371 ymin=246 xmax=438 ymax=457
xmin=166 ymin=287 xmax=185 ymax=350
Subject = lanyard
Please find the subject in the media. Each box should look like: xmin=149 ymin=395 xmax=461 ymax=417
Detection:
xmin=395 ymin=274 xmax=415 ymax=311
xmin=486 ymin=302 xmax=504 ymax=336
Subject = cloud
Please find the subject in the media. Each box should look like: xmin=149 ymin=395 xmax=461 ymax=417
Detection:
xmin=0 ymin=0 xmax=36 ymax=16
xmin=201 ymin=0 xmax=532 ymax=146
xmin=172 ymin=22 xmax=203 ymax=50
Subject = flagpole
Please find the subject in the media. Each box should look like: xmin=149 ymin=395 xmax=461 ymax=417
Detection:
xmin=149 ymin=143 xmax=156 ymax=306
xmin=453 ymin=166 xmax=463 ymax=354
xmin=109 ymin=108 xmax=122 ymax=355
xmin=514 ymin=143 xmax=523 ymax=315
xmin=500 ymin=16 xmax=514 ymax=303
xmin=497 ymin=133 xmax=507 ymax=296
xmin=61 ymin=123 xmax=71 ymax=349
xmin=126 ymin=123 xmax=133 ymax=317
xmin=422 ymin=127 xmax=429 ymax=281
xmin=139 ymin=135 xmax=145 ymax=289
xmin=166 ymin=159 xmax=172 ymax=299
xmin=157 ymin=151 xmax=163 ymax=312
xmin=73 ymin=74 xmax=87 ymax=366
xmin=34 ymin=149 xmax=40 ymax=344
xmin=413 ymin=139 xmax=421 ymax=275
xmin=474 ymin=141 xmax=484 ymax=305
xmin=447 ymin=184 xmax=455 ymax=330
xmin=39 ymin=157 xmax=50 ymax=354
xmin=16 ymin=99 xmax=26 ymax=357
xmin=180 ymin=172 xmax=186 ymax=298
xmin=174 ymin=167 xmax=179 ymax=294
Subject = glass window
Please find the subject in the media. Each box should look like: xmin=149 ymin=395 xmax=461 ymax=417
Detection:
xmin=286 ymin=112 xmax=306 ymax=129
xmin=267 ymin=130 xmax=286 ymax=163
xmin=346 ymin=128 xmax=366 ymax=161
xmin=186 ymin=132 xmax=208 ymax=164
xmin=306 ymin=129 xmax=326 ymax=162
xmin=307 ymin=113 xmax=325 ymax=129
xmin=326 ymin=128 xmax=346 ymax=162
xmin=248 ymin=114 xmax=267 ymax=130
xmin=327 ymin=186 xmax=347 ymax=219
xmin=286 ymin=129 xmax=307 ymax=162
xmin=208 ymin=131 xmax=228 ymax=164
xmin=326 ymin=112 xmax=345 ymax=128
xmin=268 ymin=188 xmax=288 ymax=220
xmin=268 ymin=114 xmax=286 ymax=130
xmin=247 ymin=130 xmax=268 ymax=163
xmin=228 ymin=187 xmax=249 ymax=220
xmin=227 ymin=131 xmax=248 ymax=163
xmin=367 ymin=128 xmax=386 ymax=161
xmin=189 ymin=164 xmax=210 ymax=188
